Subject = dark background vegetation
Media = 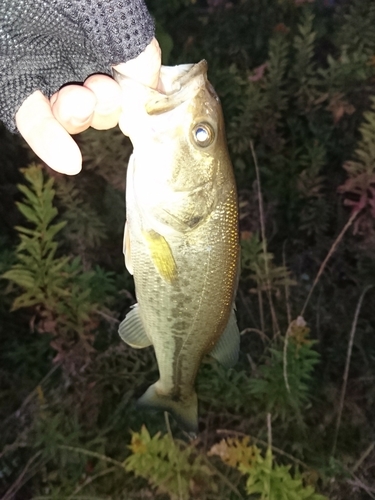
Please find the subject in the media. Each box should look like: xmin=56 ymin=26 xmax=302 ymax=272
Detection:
xmin=1 ymin=0 xmax=375 ymax=498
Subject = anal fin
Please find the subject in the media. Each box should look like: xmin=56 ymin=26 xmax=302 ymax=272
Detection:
xmin=123 ymin=222 xmax=133 ymax=275
xmin=209 ymin=309 xmax=240 ymax=369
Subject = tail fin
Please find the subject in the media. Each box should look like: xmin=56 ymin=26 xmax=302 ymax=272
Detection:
xmin=136 ymin=383 xmax=198 ymax=435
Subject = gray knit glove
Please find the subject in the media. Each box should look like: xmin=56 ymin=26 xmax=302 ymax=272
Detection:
xmin=0 ymin=0 xmax=154 ymax=132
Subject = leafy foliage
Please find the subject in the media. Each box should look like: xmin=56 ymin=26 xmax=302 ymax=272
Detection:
xmin=2 ymin=164 xmax=69 ymax=311
xmin=338 ymin=96 xmax=375 ymax=245
xmin=125 ymin=426 xmax=215 ymax=499
xmin=209 ymin=437 xmax=327 ymax=500
xmin=1 ymin=165 xmax=116 ymax=374
xmin=249 ymin=319 xmax=320 ymax=422
xmin=242 ymin=233 xmax=295 ymax=295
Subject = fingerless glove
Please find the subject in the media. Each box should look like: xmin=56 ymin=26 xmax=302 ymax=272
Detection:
xmin=0 ymin=0 xmax=154 ymax=132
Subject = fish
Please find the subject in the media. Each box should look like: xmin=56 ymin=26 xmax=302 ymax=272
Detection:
xmin=113 ymin=60 xmax=240 ymax=434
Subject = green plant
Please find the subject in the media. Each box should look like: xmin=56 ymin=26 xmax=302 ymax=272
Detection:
xmin=338 ymin=96 xmax=375 ymax=249
xmin=289 ymin=10 xmax=319 ymax=111
xmin=247 ymin=318 xmax=320 ymax=425
xmin=1 ymin=165 xmax=116 ymax=367
xmin=209 ymin=436 xmax=327 ymax=500
xmin=2 ymin=164 xmax=69 ymax=311
xmin=242 ymin=233 xmax=295 ymax=296
xmin=125 ymin=425 xmax=216 ymax=499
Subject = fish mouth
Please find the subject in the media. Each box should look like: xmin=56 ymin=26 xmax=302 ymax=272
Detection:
xmin=145 ymin=60 xmax=208 ymax=115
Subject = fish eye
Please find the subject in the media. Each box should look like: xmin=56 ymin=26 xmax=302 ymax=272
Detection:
xmin=192 ymin=122 xmax=215 ymax=148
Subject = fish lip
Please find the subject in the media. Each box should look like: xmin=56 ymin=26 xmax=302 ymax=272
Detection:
xmin=170 ymin=60 xmax=208 ymax=88
xmin=145 ymin=60 xmax=209 ymax=115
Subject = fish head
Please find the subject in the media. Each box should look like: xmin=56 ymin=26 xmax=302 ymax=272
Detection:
xmin=114 ymin=60 xmax=232 ymax=231
xmin=145 ymin=60 xmax=227 ymax=191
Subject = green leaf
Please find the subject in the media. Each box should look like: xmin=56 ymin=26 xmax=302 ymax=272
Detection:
xmin=16 ymin=201 xmax=41 ymax=225
xmin=2 ymin=268 xmax=36 ymax=289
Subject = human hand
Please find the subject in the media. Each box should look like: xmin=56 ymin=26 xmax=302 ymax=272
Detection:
xmin=15 ymin=38 xmax=161 ymax=175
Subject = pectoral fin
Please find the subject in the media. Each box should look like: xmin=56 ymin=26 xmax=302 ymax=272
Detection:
xmin=123 ymin=222 xmax=133 ymax=275
xmin=143 ymin=229 xmax=177 ymax=283
xmin=119 ymin=304 xmax=152 ymax=349
xmin=209 ymin=309 xmax=240 ymax=369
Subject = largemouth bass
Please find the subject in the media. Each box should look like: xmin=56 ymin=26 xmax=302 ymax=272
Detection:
xmin=114 ymin=60 xmax=240 ymax=434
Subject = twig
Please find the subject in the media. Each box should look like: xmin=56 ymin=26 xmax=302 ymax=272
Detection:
xmin=1 ymin=363 xmax=61 ymax=432
xmin=283 ymin=322 xmax=292 ymax=394
xmin=95 ymin=309 xmax=120 ymax=324
xmin=250 ymin=141 xmax=280 ymax=338
xmin=246 ymin=353 xmax=257 ymax=374
xmin=282 ymin=241 xmax=292 ymax=325
xmin=201 ymin=453 xmax=244 ymax=500
xmin=240 ymin=327 xmax=269 ymax=344
xmin=346 ymin=476 xmax=375 ymax=499
xmin=351 ymin=441 xmax=375 ymax=473
xmin=316 ymin=289 xmax=322 ymax=343
xmin=300 ymin=209 xmax=359 ymax=317
xmin=58 ymin=445 xmax=124 ymax=468
xmin=1 ymin=451 xmax=43 ymax=500
xmin=67 ymin=466 xmax=118 ymax=499
xmin=164 ymin=411 xmax=173 ymax=440
xmin=331 ymin=285 xmax=374 ymax=457
xmin=257 ymin=288 xmax=265 ymax=334
xmin=267 ymin=413 xmax=272 ymax=450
